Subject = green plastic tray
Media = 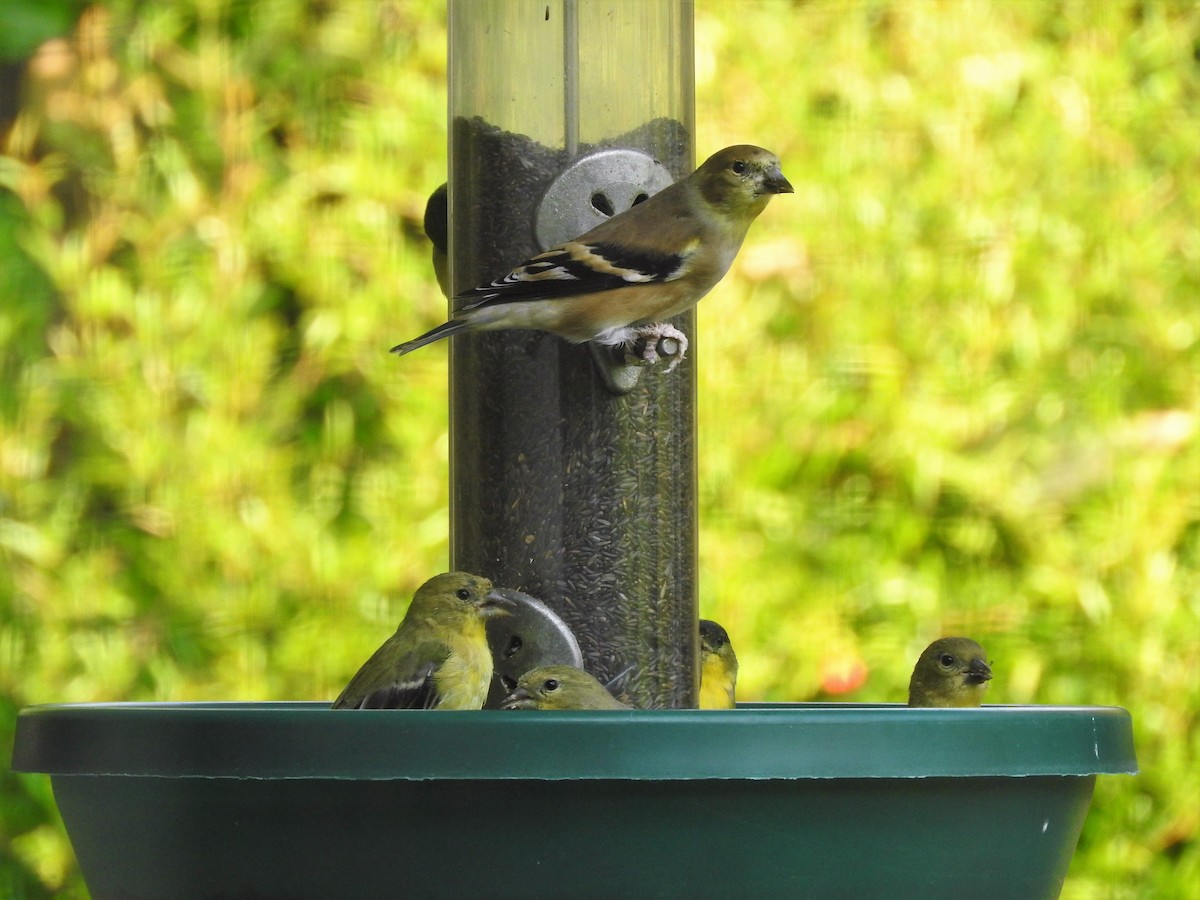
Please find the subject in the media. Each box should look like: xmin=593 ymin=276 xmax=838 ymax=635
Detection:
xmin=12 ymin=702 xmax=1137 ymax=899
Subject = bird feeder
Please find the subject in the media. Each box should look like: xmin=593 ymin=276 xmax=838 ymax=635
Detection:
xmin=12 ymin=3 xmax=1139 ymax=898
xmin=447 ymin=0 xmax=698 ymax=707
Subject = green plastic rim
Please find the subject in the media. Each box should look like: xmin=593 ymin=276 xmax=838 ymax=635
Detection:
xmin=12 ymin=702 xmax=1137 ymax=781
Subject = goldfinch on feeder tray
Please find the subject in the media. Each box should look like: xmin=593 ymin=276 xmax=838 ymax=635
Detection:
xmin=698 ymin=619 xmax=738 ymax=710
xmin=333 ymin=572 xmax=514 ymax=710
xmin=501 ymin=665 xmax=630 ymax=710
xmin=907 ymin=637 xmax=993 ymax=708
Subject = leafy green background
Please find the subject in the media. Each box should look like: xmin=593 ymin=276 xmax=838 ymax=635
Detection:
xmin=1 ymin=1 xmax=1197 ymax=896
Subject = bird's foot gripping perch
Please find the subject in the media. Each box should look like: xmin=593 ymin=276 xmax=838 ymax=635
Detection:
xmin=589 ymin=323 xmax=689 ymax=395
xmin=624 ymin=322 xmax=689 ymax=372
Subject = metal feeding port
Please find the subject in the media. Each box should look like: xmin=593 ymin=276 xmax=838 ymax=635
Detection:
xmin=536 ymin=148 xmax=681 ymax=394
xmin=534 ymin=147 xmax=674 ymax=250
xmin=484 ymin=587 xmax=584 ymax=709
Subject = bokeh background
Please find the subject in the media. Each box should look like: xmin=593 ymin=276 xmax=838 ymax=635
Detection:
xmin=1 ymin=0 xmax=1197 ymax=896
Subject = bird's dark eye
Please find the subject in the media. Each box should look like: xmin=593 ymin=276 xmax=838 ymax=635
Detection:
xmin=543 ymin=679 xmax=560 ymax=692
xmin=456 ymin=588 xmax=471 ymax=601
xmin=939 ymin=654 xmax=956 ymax=668
xmin=731 ymin=160 xmax=747 ymax=174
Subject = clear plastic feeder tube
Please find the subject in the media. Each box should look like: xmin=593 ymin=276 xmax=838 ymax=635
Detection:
xmin=447 ymin=0 xmax=697 ymax=707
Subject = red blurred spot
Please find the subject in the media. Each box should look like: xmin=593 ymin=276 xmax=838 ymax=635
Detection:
xmin=820 ymin=656 xmax=868 ymax=695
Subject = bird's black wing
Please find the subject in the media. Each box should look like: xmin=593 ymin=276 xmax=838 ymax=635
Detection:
xmin=332 ymin=637 xmax=450 ymax=710
xmin=455 ymin=239 xmax=696 ymax=310
xmin=351 ymin=661 xmax=441 ymax=709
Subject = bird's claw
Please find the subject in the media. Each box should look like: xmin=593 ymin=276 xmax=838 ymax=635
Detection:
xmin=623 ymin=323 xmax=689 ymax=373
xmin=590 ymin=324 xmax=689 ymax=395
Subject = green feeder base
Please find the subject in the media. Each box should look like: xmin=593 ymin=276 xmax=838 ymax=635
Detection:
xmin=12 ymin=702 xmax=1137 ymax=900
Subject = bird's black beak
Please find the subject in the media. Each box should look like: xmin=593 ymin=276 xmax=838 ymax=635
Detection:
xmin=501 ymin=687 xmax=534 ymax=710
xmin=965 ymin=658 xmax=993 ymax=684
xmin=764 ymin=165 xmax=794 ymax=194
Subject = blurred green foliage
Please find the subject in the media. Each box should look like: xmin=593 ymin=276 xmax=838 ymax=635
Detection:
xmin=0 ymin=1 xmax=87 ymax=63
xmin=0 ymin=1 xmax=1196 ymax=896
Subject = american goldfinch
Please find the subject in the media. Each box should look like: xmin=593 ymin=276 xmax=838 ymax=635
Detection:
xmin=332 ymin=572 xmax=514 ymax=710
xmin=698 ymin=619 xmax=738 ymax=710
xmin=391 ymin=145 xmax=793 ymax=370
xmin=501 ymin=664 xmax=630 ymax=710
xmin=907 ymin=637 xmax=993 ymax=708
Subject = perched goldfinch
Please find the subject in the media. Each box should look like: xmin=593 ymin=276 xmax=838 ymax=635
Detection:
xmin=698 ymin=619 xmax=738 ymax=710
xmin=907 ymin=637 xmax=993 ymax=708
xmin=332 ymin=572 xmax=514 ymax=710
xmin=501 ymin=665 xmax=630 ymax=711
xmin=391 ymin=145 xmax=793 ymax=369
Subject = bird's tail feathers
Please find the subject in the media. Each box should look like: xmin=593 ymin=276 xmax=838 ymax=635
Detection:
xmin=390 ymin=319 xmax=472 ymax=355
